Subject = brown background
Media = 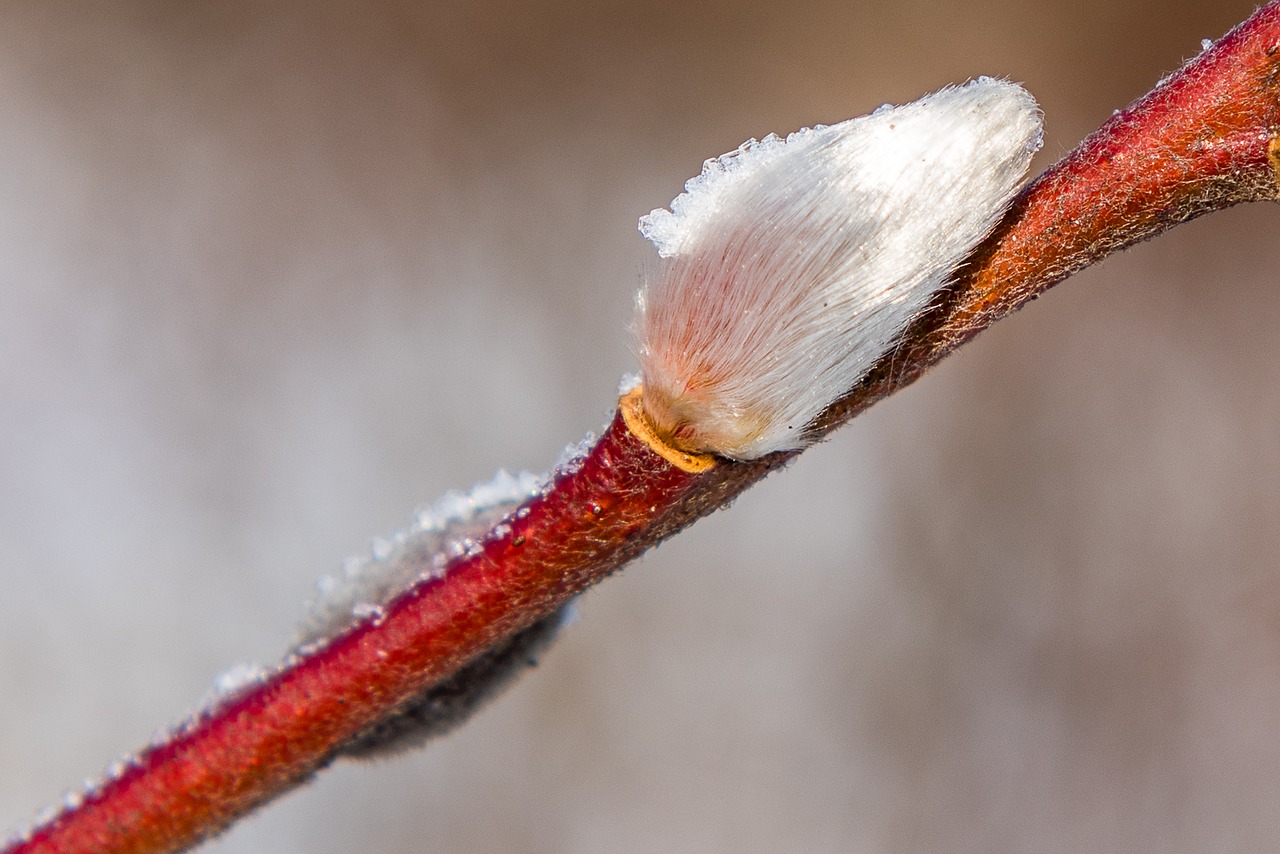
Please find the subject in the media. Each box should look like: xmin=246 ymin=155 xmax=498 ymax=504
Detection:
xmin=2 ymin=2 xmax=1280 ymax=852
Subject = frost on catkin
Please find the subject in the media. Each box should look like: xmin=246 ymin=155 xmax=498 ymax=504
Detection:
xmin=296 ymin=469 xmax=546 ymax=647
xmin=635 ymin=77 xmax=1043 ymax=459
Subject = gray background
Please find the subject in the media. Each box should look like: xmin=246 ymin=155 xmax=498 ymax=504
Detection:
xmin=2 ymin=1 xmax=1279 ymax=852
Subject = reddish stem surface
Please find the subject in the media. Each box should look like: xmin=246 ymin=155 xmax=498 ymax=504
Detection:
xmin=821 ymin=1 xmax=1280 ymax=426
xmin=8 ymin=2 xmax=1280 ymax=852
xmin=13 ymin=411 xmax=767 ymax=854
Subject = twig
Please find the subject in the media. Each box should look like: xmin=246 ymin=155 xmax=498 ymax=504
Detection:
xmin=7 ymin=2 xmax=1279 ymax=852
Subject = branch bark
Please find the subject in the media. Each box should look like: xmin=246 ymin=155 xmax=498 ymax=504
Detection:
xmin=7 ymin=3 xmax=1280 ymax=852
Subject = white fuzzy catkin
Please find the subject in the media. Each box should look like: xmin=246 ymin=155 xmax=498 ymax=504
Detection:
xmin=634 ymin=77 xmax=1043 ymax=459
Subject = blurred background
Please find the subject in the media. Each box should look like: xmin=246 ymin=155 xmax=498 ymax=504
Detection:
xmin=2 ymin=1 xmax=1279 ymax=851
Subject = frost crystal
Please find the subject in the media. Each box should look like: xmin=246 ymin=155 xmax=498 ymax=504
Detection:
xmin=640 ymin=132 xmax=794 ymax=258
xmin=213 ymin=662 xmax=269 ymax=698
xmin=297 ymin=467 xmax=549 ymax=646
xmin=182 ymin=661 xmax=273 ymax=724
xmin=552 ymin=431 xmax=596 ymax=479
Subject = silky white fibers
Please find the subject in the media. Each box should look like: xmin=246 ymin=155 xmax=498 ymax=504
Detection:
xmin=635 ymin=77 xmax=1042 ymax=459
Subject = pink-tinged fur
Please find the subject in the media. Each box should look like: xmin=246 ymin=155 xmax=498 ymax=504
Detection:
xmin=635 ymin=78 xmax=1042 ymax=458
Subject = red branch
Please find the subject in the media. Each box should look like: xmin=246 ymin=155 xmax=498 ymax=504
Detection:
xmin=820 ymin=0 xmax=1280 ymax=429
xmin=8 ymin=3 xmax=1280 ymax=852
